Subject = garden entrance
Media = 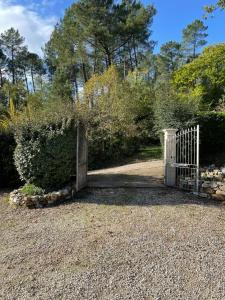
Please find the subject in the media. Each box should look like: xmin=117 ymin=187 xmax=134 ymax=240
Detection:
xmin=163 ymin=126 xmax=200 ymax=193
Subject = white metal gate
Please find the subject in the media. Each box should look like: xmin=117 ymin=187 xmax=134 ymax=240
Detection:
xmin=164 ymin=125 xmax=200 ymax=192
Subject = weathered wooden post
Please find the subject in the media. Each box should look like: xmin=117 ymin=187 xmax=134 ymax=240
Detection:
xmin=163 ymin=128 xmax=177 ymax=187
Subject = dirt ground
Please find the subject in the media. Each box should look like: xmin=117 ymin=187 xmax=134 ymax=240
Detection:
xmin=88 ymin=160 xmax=164 ymax=188
xmin=1 ymin=161 xmax=225 ymax=299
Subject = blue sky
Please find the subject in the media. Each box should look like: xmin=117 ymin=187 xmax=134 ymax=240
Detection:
xmin=0 ymin=0 xmax=224 ymax=55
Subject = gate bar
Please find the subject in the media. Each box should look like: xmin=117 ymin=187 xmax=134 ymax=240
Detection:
xmin=196 ymin=124 xmax=200 ymax=193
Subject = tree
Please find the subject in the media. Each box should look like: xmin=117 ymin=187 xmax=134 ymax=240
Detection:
xmin=0 ymin=48 xmax=7 ymax=88
xmin=0 ymin=28 xmax=26 ymax=84
xmin=156 ymin=41 xmax=183 ymax=75
xmin=182 ymin=19 xmax=208 ymax=60
xmin=154 ymin=81 xmax=199 ymax=133
xmin=204 ymin=0 xmax=225 ymax=13
xmin=174 ymin=44 xmax=225 ymax=107
xmin=45 ymin=0 xmax=156 ymax=98
xmin=26 ymin=53 xmax=44 ymax=92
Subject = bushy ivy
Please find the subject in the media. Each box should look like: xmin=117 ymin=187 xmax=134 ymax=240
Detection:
xmin=0 ymin=132 xmax=20 ymax=188
xmin=14 ymin=119 xmax=77 ymax=190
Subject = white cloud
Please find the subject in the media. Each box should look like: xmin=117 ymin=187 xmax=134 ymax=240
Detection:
xmin=0 ymin=0 xmax=57 ymax=56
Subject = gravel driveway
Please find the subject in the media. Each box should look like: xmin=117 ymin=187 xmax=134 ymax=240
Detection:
xmin=1 ymin=186 xmax=225 ymax=300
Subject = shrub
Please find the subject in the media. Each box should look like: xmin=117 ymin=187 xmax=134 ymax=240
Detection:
xmin=154 ymin=82 xmax=200 ymax=134
xmin=14 ymin=119 xmax=77 ymax=190
xmin=196 ymin=112 xmax=225 ymax=165
xmin=0 ymin=132 xmax=20 ymax=188
xmin=21 ymin=183 xmax=44 ymax=196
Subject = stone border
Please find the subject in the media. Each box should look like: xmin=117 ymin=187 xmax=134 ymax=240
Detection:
xmin=9 ymin=185 xmax=75 ymax=208
xmin=201 ymin=181 xmax=225 ymax=201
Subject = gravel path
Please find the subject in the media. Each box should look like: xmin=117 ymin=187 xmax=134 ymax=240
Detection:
xmin=1 ymin=186 xmax=225 ymax=299
xmin=88 ymin=160 xmax=164 ymax=188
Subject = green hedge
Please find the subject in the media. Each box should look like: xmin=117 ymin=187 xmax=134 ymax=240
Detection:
xmin=14 ymin=120 xmax=77 ymax=190
xmin=196 ymin=112 xmax=225 ymax=165
xmin=0 ymin=132 xmax=20 ymax=188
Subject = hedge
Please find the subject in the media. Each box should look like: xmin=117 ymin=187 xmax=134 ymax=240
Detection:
xmin=0 ymin=132 xmax=20 ymax=188
xmin=196 ymin=112 xmax=225 ymax=165
xmin=14 ymin=119 xmax=77 ymax=190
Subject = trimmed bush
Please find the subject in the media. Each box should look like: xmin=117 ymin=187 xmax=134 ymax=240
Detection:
xmin=196 ymin=112 xmax=225 ymax=165
xmin=0 ymin=132 xmax=20 ymax=188
xmin=14 ymin=119 xmax=77 ymax=190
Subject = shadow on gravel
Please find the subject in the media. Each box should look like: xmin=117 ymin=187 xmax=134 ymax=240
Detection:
xmin=88 ymin=173 xmax=164 ymax=188
xmin=55 ymin=176 xmax=223 ymax=209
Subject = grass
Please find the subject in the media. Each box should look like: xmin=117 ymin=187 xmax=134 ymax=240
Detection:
xmin=135 ymin=145 xmax=162 ymax=161
xmin=21 ymin=183 xmax=44 ymax=196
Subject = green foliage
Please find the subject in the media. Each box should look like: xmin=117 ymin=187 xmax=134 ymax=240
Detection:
xmin=21 ymin=183 xmax=44 ymax=196
xmin=84 ymin=66 xmax=156 ymax=168
xmin=196 ymin=112 xmax=225 ymax=165
xmin=126 ymin=69 xmax=157 ymax=143
xmin=154 ymin=81 xmax=200 ymax=134
xmin=182 ymin=19 xmax=208 ymax=59
xmin=204 ymin=1 xmax=225 ymax=14
xmin=136 ymin=145 xmax=162 ymax=161
xmin=45 ymin=0 xmax=156 ymax=96
xmin=0 ymin=131 xmax=20 ymax=188
xmin=14 ymin=118 xmax=77 ymax=190
xmin=85 ymin=66 xmax=137 ymax=167
xmin=156 ymin=41 xmax=183 ymax=75
xmin=12 ymin=96 xmax=78 ymax=190
xmin=174 ymin=44 xmax=225 ymax=107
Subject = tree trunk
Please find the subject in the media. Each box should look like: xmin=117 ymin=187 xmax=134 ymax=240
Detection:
xmin=31 ymin=67 xmax=35 ymax=92
xmin=123 ymin=58 xmax=126 ymax=79
xmin=82 ymin=62 xmax=88 ymax=83
xmin=74 ymin=75 xmax=79 ymax=101
xmin=24 ymin=68 xmax=29 ymax=92
xmin=0 ymin=68 xmax=3 ymax=87
xmin=105 ymin=48 xmax=112 ymax=67
xmin=128 ymin=43 xmax=134 ymax=71
xmin=11 ymin=48 xmax=15 ymax=84
xmin=133 ymin=37 xmax=138 ymax=68
xmin=193 ymin=43 xmax=196 ymax=59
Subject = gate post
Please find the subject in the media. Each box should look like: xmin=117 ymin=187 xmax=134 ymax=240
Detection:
xmin=163 ymin=128 xmax=177 ymax=187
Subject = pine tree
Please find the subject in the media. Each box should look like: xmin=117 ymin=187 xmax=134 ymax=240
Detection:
xmin=0 ymin=28 xmax=26 ymax=84
xmin=157 ymin=41 xmax=183 ymax=75
xmin=182 ymin=19 xmax=208 ymax=60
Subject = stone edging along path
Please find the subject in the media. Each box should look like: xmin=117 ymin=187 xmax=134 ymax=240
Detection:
xmin=9 ymin=185 xmax=74 ymax=208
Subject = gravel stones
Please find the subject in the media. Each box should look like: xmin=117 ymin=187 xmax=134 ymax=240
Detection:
xmin=1 ymin=188 xmax=225 ymax=299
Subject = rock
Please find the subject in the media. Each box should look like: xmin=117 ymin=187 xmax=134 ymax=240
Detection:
xmin=9 ymin=185 xmax=73 ymax=209
xmin=212 ymin=190 xmax=225 ymax=201
xmin=196 ymin=192 xmax=209 ymax=198
xmin=61 ymin=187 xmax=71 ymax=197
xmin=212 ymin=194 xmax=225 ymax=201
xmin=216 ymin=190 xmax=225 ymax=196
xmin=202 ymin=181 xmax=218 ymax=188
xmin=218 ymin=184 xmax=225 ymax=192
